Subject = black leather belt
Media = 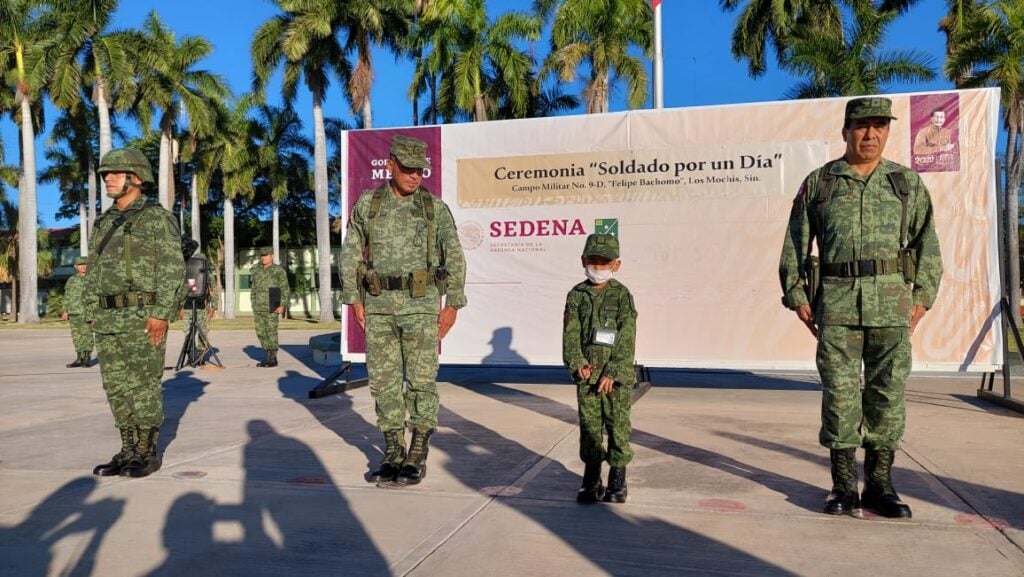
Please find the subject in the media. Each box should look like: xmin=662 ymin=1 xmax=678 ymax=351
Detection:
xmin=99 ymin=291 xmax=157 ymax=309
xmin=821 ymin=258 xmax=901 ymax=278
xmin=380 ymin=275 xmax=410 ymax=291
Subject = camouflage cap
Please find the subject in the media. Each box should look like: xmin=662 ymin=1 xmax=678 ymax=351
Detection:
xmin=258 ymin=246 xmax=274 ymax=256
xmin=845 ymin=97 xmax=897 ymax=121
xmin=582 ymin=233 xmax=619 ymax=260
xmin=74 ymin=256 xmax=88 ymax=265
xmin=98 ymin=148 xmax=155 ymax=184
xmin=390 ymin=135 xmax=429 ymax=169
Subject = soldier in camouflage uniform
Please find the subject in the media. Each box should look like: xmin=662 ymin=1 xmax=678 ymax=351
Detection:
xmin=84 ymin=148 xmax=185 ymax=479
xmin=563 ymin=233 xmax=638 ymax=504
xmin=250 ymin=247 xmax=289 ymax=367
xmin=779 ymin=97 xmax=942 ymax=518
xmin=340 ymin=135 xmax=467 ymax=486
xmin=62 ymin=256 xmax=93 ymax=368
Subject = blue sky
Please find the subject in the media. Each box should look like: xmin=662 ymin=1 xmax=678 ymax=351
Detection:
xmin=3 ymin=0 xmax=955 ymax=228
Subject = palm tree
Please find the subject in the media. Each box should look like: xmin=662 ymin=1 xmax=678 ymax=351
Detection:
xmin=252 ymin=0 xmax=353 ymax=323
xmin=1 ymin=0 xmax=56 ymax=323
xmin=130 ymin=11 xmax=229 ymax=210
xmin=421 ymin=0 xmax=541 ymax=121
xmin=39 ymin=101 xmax=99 ymax=251
xmin=717 ymin=0 xmax=921 ymax=77
xmin=251 ymin=104 xmax=312 ymax=261
xmin=945 ymin=0 xmax=1024 ymax=325
xmin=779 ymin=3 xmax=935 ymax=98
xmin=538 ymin=0 xmax=651 ymax=113
xmin=0 ymin=199 xmax=54 ymax=322
xmin=337 ymin=0 xmax=410 ymax=127
xmin=939 ymin=0 xmax=984 ymax=87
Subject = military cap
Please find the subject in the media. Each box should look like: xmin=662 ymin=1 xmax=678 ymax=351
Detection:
xmin=582 ymin=233 xmax=619 ymax=260
xmin=98 ymin=148 xmax=155 ymax=184
xmin=74 ymin=256 xmax=88 ymax=265
xmin=390 ymin=135 xmax=429 ymax=169
xmin=845 ymin=97 xmax=897 ymax=121
xmin=258 ymin=246 xmax=274 ymax=256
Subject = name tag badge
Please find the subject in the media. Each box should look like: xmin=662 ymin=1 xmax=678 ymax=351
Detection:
xmin=592 ymin=327 xmax=618 ymax=347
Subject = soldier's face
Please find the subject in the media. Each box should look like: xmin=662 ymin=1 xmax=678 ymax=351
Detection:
xmin=581 ymin=256 xmax=620 ymax=272
xmin=387 ymin=157 xmax=423 ymax=196
xmin=75 ymin=264 xmax=87 ymax=275
xmin=101 ymin=171 xmax=141 ymax=199
xmin=260 ymin=254 xmax=273 ymax=266
xmin=842 ymin=117 xmax=890 ymax=165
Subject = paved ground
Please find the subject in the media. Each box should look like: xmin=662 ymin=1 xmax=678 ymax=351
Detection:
xmin=0 ymin=328 xmax=1022 ymax=577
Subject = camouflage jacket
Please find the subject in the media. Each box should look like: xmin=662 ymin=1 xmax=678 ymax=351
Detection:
xmin=83 ymin=196 xmax=185 ymax=333
xmin=63 ymin=274 xmax=87 ymax=315
xmin=779 ymin=157 xmax=943 ymax=327
xmin=563 ymin=279 xmax=638 ymax=386
xmin=339 ymin=184 xmax=467 ymax=315
xmin=249 ymin=263 xmax=289 ymax=313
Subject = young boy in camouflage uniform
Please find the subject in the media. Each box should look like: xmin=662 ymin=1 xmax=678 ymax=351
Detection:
xmin=563 ymin=233 xmax=638 ymax=504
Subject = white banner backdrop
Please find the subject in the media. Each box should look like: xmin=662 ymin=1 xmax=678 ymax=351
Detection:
xmin=341 ymin=88 xmax=1002 ymax=371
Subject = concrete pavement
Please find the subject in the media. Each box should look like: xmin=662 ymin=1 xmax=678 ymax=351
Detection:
xmin=0 ymin=328 xmax=1022 ymax=576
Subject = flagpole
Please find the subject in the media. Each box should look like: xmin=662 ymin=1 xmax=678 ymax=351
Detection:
xmin=653 ymin=0 xmax=664 ymax=109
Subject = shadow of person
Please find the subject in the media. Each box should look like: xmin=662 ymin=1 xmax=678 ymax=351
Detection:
xmin=160 ymin=369 xmax=210 ymax=456
xmin=428 ymin=403 xmax=798 ymax=576
xmin=146 ymin=420 xmax=391 ymax=576
xmin=482 ymin=327 xmax=529 ymax=365
xmin=276 ymin=369 xmax=385 ymax=482
xmin=0 ymin=477 xmax=124 ymax=577
xmin=242 ymin=345 xmax=265 ymax=363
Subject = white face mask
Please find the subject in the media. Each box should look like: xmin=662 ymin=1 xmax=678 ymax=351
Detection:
xmin=585 ymin=266 xmax=614 ymax=284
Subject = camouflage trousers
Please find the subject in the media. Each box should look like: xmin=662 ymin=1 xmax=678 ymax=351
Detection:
xmin=816 ymin=324 xmax=910 ymax=450
xmin=95 ymin=331 xmax=166 ymax=429
xmin=68 ymin=314 xmax=93 ymax=354
xmin=577 ymin=380 xmax=634 ymax=467
xmin=366 ymin=313 xmax=439 ymax=432
xmin=254 ymin=311 xmax=279 ymax=349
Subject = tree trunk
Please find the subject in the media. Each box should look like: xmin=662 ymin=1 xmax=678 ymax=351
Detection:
xmin=18 ymin=96 xmax=39 ymax=323
xmin=10 ymin=273 xmax=17 ymax=323
xmin=313 ymin=98 xmax=334 ymax=323
xmin=474 ymin=94 xmax=488 ymax=122
xmin=272 ymin=200 xmax=280 ymax=264
xmin=190 ymin=173 xmax=200 ymax=249
xmin=83 ymin=153 xmax=96 ymax=256
xmin=159 ymin=128 xmax=171 ymax=209
xmin=223 ymin=195 xmax=236 ymax=320
xmin=362 ymin=97 xmax=373 ymax=129
xmin=96 ymin=76 xmax=114 ymax=212
xmin=1006 ymin=117 xmax=1023 ymax=328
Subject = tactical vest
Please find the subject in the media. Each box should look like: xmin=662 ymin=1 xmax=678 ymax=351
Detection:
xmin=361 ymin=187 xmax=449 ymax=296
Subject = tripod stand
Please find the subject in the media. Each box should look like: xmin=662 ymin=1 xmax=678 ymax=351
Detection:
xmin=176 ymin=297 xmax=222 ymax=370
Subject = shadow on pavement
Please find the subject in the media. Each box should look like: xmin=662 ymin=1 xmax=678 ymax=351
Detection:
xmin=160 ymin=369 xmax=210 ymax=456
xmin=0 ymin=477 xmax=124 ymax=577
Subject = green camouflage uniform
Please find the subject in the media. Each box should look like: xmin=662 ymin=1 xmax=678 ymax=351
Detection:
xmin=340 ymin=183 xmax=467 ymax=432
xmin=64 ymin=271 xmax=93 ymax=356
xmin=563 ymin=277 xmax=638 ymax=467
xmin=250 ymin=260 xmax=289 ymax=349
xmin=84 ymin=196 xmax=185 ymax=430
xmin=779 ymin=158 xmax=942 ymax=450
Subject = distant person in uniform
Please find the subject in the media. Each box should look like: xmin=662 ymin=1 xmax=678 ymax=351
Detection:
xmin=250 ymin=247 xmax=289 ymax=367
xmin=779 ymin=97 xmax=942 ymax=518
xmin=563 ymin=233 xmax=638 ymax=504
xmin=339 ymin=134 xmax=467 ymax=486
xmin=62 ymin=256 xmax=93 ymax=368
xmin=84 ymin=148 xmax=185 ymax=479
xmin=912 ymin=107 xmax=955 ymax=155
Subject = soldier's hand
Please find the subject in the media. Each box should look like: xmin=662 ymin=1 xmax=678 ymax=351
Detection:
xmin=273 ymin=306 xmax=285 ymax=315
xmin=207 ymin=308 xmax=216 ymax=320
xmin=352 ymin=303 xmax=366 ymax=331
xmin=578 ymin=365 xmax=593 ymax=381
xmin=438 ymin=306 xmax=458 ymax=339
xmin=796 ymin=304 xmax=817 ymax=338
xmin=597 ymin=375 xmax=615 ymax=394
xmin=909 ymin=305 xmax=927 ymax=335
xmin=61 ymin=312 xmax=68 ymax=321
xmin=178 ymin=309 xmax=185 ymax=320
xmin=145 ymin=317 xmax=169 ymax=346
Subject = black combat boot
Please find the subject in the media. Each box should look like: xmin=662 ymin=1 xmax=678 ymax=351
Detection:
xmin=93 ymin=428 xmax=136 ymax=476
xmin=825 ymin=448 xmax=861 ymax=516
xmin=257 ymin=349 xmax=278 ymax=368
xmin=576 ymin=462 xmax=604 ymax=503
xmin=603 ymin=466 xmax=628 ymax=503
xmin=66 ymin=353 xmax=86 ymax=368
xmin=395 ymin=428 xmax=434 ymax=485
xmin=862 ymin=448 xmax=912 ymax=518
xmin=79 ymin=353 xmax=91 ymax=368
xmin=369 ymin=429 xmax=406 ymax=483
xmin=120 ymin=428 xmax=162 ymax=478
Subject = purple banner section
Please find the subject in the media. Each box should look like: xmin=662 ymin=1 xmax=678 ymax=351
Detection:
xmin=910 ymin=93 xmax=960 ymax=173
xmin=344 ymin=127 xmax=442 ymax=354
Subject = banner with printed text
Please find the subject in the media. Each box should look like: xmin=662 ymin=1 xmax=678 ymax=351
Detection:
xmin=340 ymin=89 xmax=1002 ymax=371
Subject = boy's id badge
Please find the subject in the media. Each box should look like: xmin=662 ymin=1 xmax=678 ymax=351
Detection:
xmin=592 ymin=327 xmax=618 ymax=347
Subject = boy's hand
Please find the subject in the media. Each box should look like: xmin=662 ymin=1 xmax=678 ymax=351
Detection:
xmin=578 ymin=365 xmax=592 ymax=380
xmin=597 ymin=375 xmax=615 ymax=394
